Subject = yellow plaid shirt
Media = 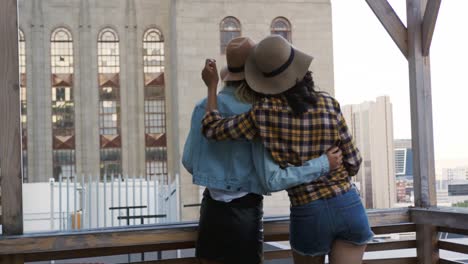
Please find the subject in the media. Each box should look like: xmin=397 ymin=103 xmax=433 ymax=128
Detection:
xmin=202 ymin=93 xmax=362 ymax=206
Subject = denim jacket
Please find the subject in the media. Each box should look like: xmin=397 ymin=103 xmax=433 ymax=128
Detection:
xmin=182 ymin=86 xmax=330 ymax=195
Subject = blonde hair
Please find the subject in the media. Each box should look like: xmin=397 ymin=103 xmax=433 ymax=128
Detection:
xmin=228 ymin=81 xmax=260 ymax=104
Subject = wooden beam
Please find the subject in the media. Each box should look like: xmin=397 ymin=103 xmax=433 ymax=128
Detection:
xmin=367 ymin=208 xmax=410 ymax=226
xmin=25 ymin=242 xmax=196 ymax=262
xmin=438 ymin=241 xmax=468 ymax=255
xmin=362 ymin=257 xmax=417 ymax=264
xmin=411 ymin=207 xmax=468 ymax=230
xmin=439 ymin=259 xmax=465 ymax=264
xmin=422 ymin=0 xmax=441 ymax=56
xmin=0 ymin=209 xmax=410 ymax=260
xmin=438 ymin=226 xmax=468 ymax=237
xmin=0 ymin=0 xmax=24 ymax=235
xmin=366 ymin=240 xmax=416 ymax=252
xmin=0 ymin=255 xmax=23 ymax=264
xmin=407 ymin=0 xmax=437 ymax=208
xmin=264 ymin=250 xmax=292 ymax=260
xmin=366 ymin=0 xmax=408 ymax=58
xmin=119 ymin=256 xmax=423 ymax=264
xmin=372 ymin=223 xmax=415 ymax=235
xmin=0 ymin=223 xmax=198 ymax=257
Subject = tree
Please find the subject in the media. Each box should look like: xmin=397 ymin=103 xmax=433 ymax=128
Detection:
xmin=453 ymin=200 xmax=468 ymax=208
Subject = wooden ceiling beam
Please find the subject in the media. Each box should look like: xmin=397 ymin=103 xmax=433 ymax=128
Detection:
xmin=422 ymin=0 xmax=441 ymax=56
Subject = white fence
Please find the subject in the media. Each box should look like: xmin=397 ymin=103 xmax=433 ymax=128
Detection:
xmin=23 ymin=174 xmax=180 ymax=233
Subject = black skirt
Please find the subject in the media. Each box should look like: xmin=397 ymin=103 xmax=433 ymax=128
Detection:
xmin=196 ymin=188 xmax=264 ymax=264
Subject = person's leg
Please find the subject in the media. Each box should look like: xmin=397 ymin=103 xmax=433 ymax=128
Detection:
xmin=197 ymin=190 xmax=264 ymax=264
xmin=292 ymin=251 xmax=325 ymax=264
xmin=329 ymin=240 xmax=366 ymax=264
xmin=290 ymin=197 xmax=333 ymax=264
xmin=195 ymin=189 xmax=225 ymax=263
xmin=224 ymin=194 xmax=264 ymax=264
xmin=328 ymin=188 xmax=373 ymax=264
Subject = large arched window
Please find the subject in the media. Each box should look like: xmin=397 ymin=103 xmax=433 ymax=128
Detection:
xmin=143 ymin=28 xmax=168 ymax=183
xmin=220 ymin=16 xmax=241 ymax=54
xmin=98 ymin=28 xmax=122 ymax=179
xmin=271 ymin=17 xmax=292 ymax=43
xmin=19 ymin=29 xmax=28 ymax=182
xmin=50 ymin=27 xmax=76 ymax=181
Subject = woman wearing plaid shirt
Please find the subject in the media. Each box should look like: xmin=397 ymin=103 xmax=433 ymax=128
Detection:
xmin=201 ymin=35 xmax=374 ymax=264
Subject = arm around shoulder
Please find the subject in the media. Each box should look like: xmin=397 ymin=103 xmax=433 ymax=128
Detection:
xmin=252 ymin=142 xmax=330 ymax=192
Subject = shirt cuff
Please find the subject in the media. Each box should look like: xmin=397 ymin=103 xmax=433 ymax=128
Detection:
xmin=319 ymin=154 xmax=330 ymax=175
xmin=202 ymin=110 xmax=221 ymax=126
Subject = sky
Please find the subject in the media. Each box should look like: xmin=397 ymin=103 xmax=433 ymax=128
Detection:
xmin=331 ymin=0 xmax=468 ymax=163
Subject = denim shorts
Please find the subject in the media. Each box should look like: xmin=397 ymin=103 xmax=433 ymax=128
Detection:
xmin=290 ymin=187 xmax=374 ymax=256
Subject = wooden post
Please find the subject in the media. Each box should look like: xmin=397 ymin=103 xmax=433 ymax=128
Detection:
xmin=0 ymin=0 xmax=24 ymax=236
xmin=407 ymin=0 xmax=438 ymax=263
xmin=367 ymin=0 xmax=441 ymax=263
xmin=407 ymin=0 xmax=437 ymax=210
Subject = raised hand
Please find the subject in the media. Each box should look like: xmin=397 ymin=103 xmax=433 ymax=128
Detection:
xmin=202 ymin=59 xmax=219 ymax=90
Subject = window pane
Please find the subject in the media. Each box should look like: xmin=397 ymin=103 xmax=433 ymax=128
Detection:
xmin=220 ymin=17 xmax=241 ymax=53
xmin=271 ymin=17 xmax=291 ymax=42
xmin=50 ymin=28 xmax=76 ymax=185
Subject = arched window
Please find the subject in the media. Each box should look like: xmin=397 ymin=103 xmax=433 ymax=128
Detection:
xmin=19 ymin=29 xmax=28 ymax=182
xmin=220 ymin=16 xmax=241 ymax=54
xmin=143 ymin=28 xmax=168 ymax=183
xmin=50 ymin=27 xmax=76 ymax=181
xmin=271 ymin=17 xmax=292 ymax=43
xmin=97 ymin=28 xmax=122 ymax=179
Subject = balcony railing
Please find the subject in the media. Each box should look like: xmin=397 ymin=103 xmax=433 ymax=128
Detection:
xmin=0 ymin=207 xmax=467 ymax=263
xmin=0 ymin=0 xmax=460 ymax=263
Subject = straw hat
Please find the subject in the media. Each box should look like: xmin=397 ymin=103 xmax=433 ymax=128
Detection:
xmin=223 ymin=37 xmax=256 ymax=82
xmin=245 ymin=35 xmax=313 ymax=95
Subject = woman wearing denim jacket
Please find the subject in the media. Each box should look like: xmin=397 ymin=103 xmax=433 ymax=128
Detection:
xmin=201 ymin=35 xmax=374 ymax=264
xmin=183 ymin=37 xmax=342 ymax=264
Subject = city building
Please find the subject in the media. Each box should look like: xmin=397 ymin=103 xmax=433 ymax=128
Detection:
xmin=17 ymin=0 xmax=335 ymax=222
xmin=342 ymin=96 xmax=396 ymax=209
xmin=394 ymin=139 xmax=413 ymax=180
xmin=448 ymin=183 xmax=468 ymax=196
xmin=394 ymin=139 xmax=414 ymax=203
xmin=443 ymin=167 xmax=468 ymax=182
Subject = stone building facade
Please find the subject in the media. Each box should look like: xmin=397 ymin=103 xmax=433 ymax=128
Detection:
xmin=18 ymin=0 xmax=335 ymax=220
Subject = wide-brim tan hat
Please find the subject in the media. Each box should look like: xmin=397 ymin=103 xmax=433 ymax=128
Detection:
xmin=223 ymin=69 xmax=245 ymax=82
xmin=220 ymin=66 xmax=229 ymax=81
xmin=223 ymin=37 xmax=256 ymax=82
xmin=245 ymin=35 xmax=313 ymax=95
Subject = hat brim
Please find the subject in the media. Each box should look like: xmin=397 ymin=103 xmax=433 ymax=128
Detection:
xmin=223 ymin=71 xmax=245 ymax=82
xmin=245 ymin=48 xmax=313 ymax=95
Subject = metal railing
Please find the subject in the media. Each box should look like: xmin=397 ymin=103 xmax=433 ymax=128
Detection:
xmin=22 ymin=174 xmax=179 ymax=233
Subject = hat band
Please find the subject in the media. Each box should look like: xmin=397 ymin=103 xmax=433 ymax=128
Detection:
xmin=262 ymin=47 xmax=295 ymax=78
xmin=228 ymin=65 xmax=245 ymax=73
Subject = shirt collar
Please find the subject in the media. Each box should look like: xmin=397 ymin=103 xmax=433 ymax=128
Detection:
xmin=219 ymin=85 xmax=236 ymax=95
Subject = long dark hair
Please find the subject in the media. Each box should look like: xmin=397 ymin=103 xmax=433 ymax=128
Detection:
xmin=282 ymin=71 xmax=319 ymax=115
